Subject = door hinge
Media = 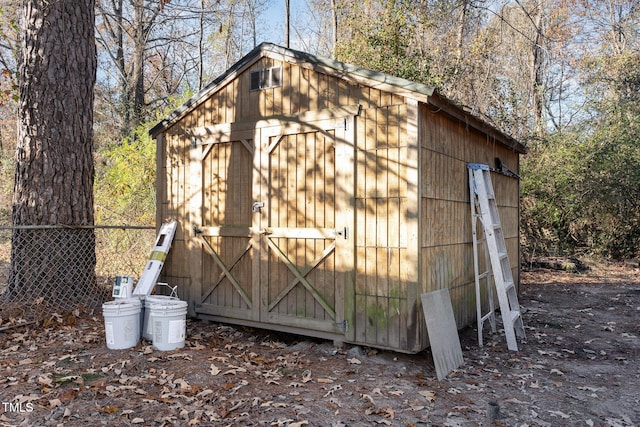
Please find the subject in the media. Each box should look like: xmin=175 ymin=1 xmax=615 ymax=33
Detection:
xmin=335 ymin=320 xmax=348 ymax=333
xmin=193 ymin=226 xmax=203 ymax=236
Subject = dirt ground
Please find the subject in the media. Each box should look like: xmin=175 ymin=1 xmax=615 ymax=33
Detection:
xmin=0 ymin=264 xmax=638 ymax=427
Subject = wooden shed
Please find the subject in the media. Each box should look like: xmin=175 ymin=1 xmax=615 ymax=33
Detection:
xmin=150 ymin=43 xmax=526 ymax=353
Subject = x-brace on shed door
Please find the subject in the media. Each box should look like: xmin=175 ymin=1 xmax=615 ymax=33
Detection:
xmin=193 ymin=106 xmax=359 ymax=339
xmin=193 ymin=127 xmax=257 ymax=321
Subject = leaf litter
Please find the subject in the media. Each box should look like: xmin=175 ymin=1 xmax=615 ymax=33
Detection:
xmin=0 ymin=265 xmax=639 ymax=425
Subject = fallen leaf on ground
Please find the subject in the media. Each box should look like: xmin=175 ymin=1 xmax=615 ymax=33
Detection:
xmin=418 ymin=390 xmax=436 ymax=402
xmin=548 ymin=410 xmax=570 ymax=419
xmin=102 ymin=405 xmax=119 ymax=414
xmin=361 ymin=393 xmax=375 ymax=404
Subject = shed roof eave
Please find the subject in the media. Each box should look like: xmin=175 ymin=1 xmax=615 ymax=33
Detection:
xmin=260 ymin=45 xmax=435 ymax=103
xmin=149 ymin=47 xmax=260 ymax=137
xmin=426 ymin=93 xmax=528 ymax=154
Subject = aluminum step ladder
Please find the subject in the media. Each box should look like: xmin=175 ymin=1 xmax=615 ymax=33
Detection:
xmin=468 ymin=163 xmax=525 ymax=351
xmin=469 ymin=170 xmax=497 ymax=347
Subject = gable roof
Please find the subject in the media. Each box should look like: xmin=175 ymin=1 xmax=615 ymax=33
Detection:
xmin=150 ymin=42 xmax=526 ymax=153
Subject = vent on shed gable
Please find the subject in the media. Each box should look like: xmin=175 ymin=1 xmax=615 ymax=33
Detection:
xmin=250 ymin=67 xmax=282 ymax=91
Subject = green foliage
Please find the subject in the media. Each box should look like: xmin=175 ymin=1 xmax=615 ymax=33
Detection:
xmin=522 ymin=109 xmax=640 ymax=260
xmin=522 ymin=50 xmax=640 ymax=260
xmin=94 ymin=92 xmax=193 ymax=225
xmin=334 ymin=0 xmax=438 ymax=86
xmin=94 ymin=122 xmax=157 ymax=225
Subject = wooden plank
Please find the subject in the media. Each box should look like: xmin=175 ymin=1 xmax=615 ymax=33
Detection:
xmin=282 ymin=62 xmax=292 ymax=115
xmin=256 ymin=127 xmax=270 ymax=321
xmin=364 ymin=198 xmax=377 ymax=247
xmin=387 ymin=296 xmax=402 ymax=350
xmin=312 ymin=131 xmax=323 ymax=228
xmin=289 ymin=62 xmax=300 ymax=114
xmin=297 ymin=132 xmax=307 ymax=228
xmin=187 ymin=134 xmax=204 ymax=316
xmin=354 ymin=199 xmax=366 ymax=248
xmin=199 ymin=226 xmax=252 ymax=238
xmin=257 ymin=105 xmax=362 ymax=130
xmin=264 ymin=227 xmax=338 ymax=239
xmin=376 ymin=297 xmax=390 ymax=347
xmin=299 ymin=67 xmax=310 ymax=112
xmin=387 ymin=197 xmax=400 ymax=248
xmin=273 ymin=62 xmax=283 ymax=114
xmin=355 ymin=144 xmax=367 ymax=199
xmin=377 ymin=247 xmax=389 ymax=297
xmin=365 ymin=295 xmax=378 ymax=344
xmin=404 ymin=98 xmax=422 ymax=349
xmin=376 ymin=199 xmax=388 ymax=247
xmin=354 ymin=293 xmax=367 ymax=343
xmin=308 ymin=66 xmax=319 ymax=112
xmin=338 ymin=77 xmax=351 ymax=106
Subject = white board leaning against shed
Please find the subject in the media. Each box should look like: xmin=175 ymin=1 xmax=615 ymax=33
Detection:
xmin=133 ymin=220 xmax=178 ymax=296
xmin=421 ymin=289 xmax=465 ymax=380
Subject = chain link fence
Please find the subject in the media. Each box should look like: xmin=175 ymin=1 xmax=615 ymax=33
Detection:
xmin=0 ymin=225 xmax=156 ymax=319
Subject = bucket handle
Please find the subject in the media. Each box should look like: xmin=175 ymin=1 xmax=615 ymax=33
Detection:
xmin=156 ymin=282 xmax=178 ymax=298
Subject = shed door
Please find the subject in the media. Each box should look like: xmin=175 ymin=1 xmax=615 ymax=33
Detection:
xmin=257 ymin=123 xmax=346 ymax=334
xmin=196 ymin=134 xmax=259 ymax=321
xmin=193 ymin=107 xmax=357 ymax=338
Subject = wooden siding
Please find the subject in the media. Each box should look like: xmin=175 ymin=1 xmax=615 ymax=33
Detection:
xmin=156 ymin=130 xmax=192 ymax=305
xmin=354 ymin=102 xmax=415 ymax=351
xmin=419 ymin=104 xmax=520 ymax=342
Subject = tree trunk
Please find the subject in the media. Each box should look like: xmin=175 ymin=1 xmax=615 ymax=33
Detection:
xmin=285 ymin=0 xmax=290 ymax=48
xmin=130 ymin=0 xmax=146 ymax=131
xmin=331 ymin=0 xmax=338 ymax=58
xmin=530 ymin=0 xmax=545 ymax=136
xmin=10 ymin=0 xmax=97 ymax=308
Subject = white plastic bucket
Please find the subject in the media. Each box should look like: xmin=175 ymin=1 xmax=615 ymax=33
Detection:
xmin=142 ymin=295 xmax=179 ymax=340
xmin=102 ymin=298 xmax=142 ymax=350
xmin=149 ymin=300 xmax=188 ymax=351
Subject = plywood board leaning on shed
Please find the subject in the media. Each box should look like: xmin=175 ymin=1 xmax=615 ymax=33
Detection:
xmin=421 ymin=289 xmax=465 ymax=380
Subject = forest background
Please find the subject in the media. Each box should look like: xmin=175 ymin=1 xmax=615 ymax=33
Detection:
xmin=0 ymin=0 xmax=638 ymax=262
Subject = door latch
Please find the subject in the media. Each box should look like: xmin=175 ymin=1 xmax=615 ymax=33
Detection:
xmin=336 ymin=227 xmax=349 ymax=239
xmin=252 ymin=201 xmax=265 ymax=213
